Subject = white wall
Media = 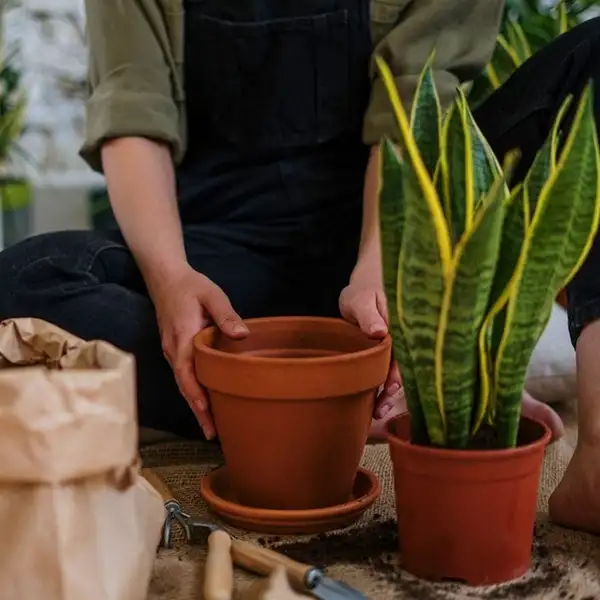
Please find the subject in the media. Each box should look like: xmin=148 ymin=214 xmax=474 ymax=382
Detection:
xmin=3 ymin=0 xmax=100 ymax=243
xmin=4 ymin=0 xmax=101 ymax=187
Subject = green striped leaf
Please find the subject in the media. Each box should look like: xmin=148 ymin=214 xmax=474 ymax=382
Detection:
xmin=399 ymin=165 xmax=448 ymax=446
xmin=390 ymin=324 xmax=427 ymax=444
xmin=440 ymin=103 xmax=468 ymax=242
xmin=486 ymin=187 xmax=527 ymax=422
xmin=410 ymin=54 xmax=442 ymax=179
xmin=523 ymin=137 xmax=552 ymax=220
xmin=495 ymin=85 xmax=600 ymax=447
xmin=463 ymin=91 xmax=504 ymax=214
xmin=379 ymin=138 xmax=429 ymax=444
xmin=550 ymin=95 xmax=573 ymax=168
xmin=484 ymin=34 xmax=523 ymax=91
xmin=472 ymin=179 xmax=523 ymax=432
xmin=439 ymin=91 xmax=500 ymax=242
xmin=437 ymin=175 xmax=507 ymax=448
xmin=505 ymin=19 xmax=533 ymax=62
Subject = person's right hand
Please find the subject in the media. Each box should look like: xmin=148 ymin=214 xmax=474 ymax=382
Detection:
xmin=151 ymin=265 xmax=249 ymax=439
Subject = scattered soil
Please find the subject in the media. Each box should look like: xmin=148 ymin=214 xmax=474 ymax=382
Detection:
xmin=268 ymin=517 xmax=398 ymax=572
xmin=261 ymin=519 xmax=568 ymax=599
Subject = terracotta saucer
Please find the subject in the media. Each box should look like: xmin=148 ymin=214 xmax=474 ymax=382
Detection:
xmin=200 ymin=466 xmax=380 ymax=535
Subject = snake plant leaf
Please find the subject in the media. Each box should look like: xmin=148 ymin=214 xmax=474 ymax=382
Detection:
xmin=523 ymin=137 xmax=552 ymax=220
xmin=437 ymin=174 xmax=507 ymax=448
xmin=439 ymin=90 xmax=500 ymax=242
xmin=484 ymin=185 xmax=528 ymax=424
xmin=409 ymin=52 xmax=442 ymax=178
xmin=495 ymin=85 xmax=600 ymax=447
xmin=550 ymin=95 xmax=573 ymax=168
xmin=378 ymin=138 xmax=429 ymax=444
xmin=440 ymin=99 xmax=472 ymax=242
xmin=398 ymin=160 xmax=448 ymax=446
xmin=391 ymin=320 xmax=430 ymax=445
xmin=505 ymin=19 xmax=533 ymax=61
xmin=463 ymin=91 xmax=504 ymax=213
xmin=485 ymin=34 xmax=523 ymax=92
xmin=470 ymin=157 xmax=523 ymax=432
xmin=558 ymin=1 xmax=569 ymax=34
xmin=437 ymin=103 xmax=456 ymax=228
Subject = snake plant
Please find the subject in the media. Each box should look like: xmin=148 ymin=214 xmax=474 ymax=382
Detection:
xmin=377 ymin=55 xmax=600 ymax=449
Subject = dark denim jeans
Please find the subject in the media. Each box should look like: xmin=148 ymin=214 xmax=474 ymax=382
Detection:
xmin=1 ymin=16 xmax=600 ymax=439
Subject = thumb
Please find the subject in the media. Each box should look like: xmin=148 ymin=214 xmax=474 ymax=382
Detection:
xmin=203 ymin=287 xmax=249 ymax=338
xmin=351 ymin=295 xmax=388 ymax=339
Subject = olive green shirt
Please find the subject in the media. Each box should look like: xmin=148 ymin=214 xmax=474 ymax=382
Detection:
xmin=81 ymin=0 xmax=504 ymax=172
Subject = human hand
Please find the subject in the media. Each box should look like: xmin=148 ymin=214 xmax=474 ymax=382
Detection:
xmin=151 ymin=264 xmax=248 ymax=439
xmin=339 ymin=278 xmax=405 ymax=429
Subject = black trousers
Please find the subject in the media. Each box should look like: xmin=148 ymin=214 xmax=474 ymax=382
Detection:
xmin=1 ymin=17 xmax=599 ymax=439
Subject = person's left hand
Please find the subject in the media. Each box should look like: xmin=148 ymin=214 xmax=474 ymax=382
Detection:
xmin=339 ymin=280 xmax=407 ymax=440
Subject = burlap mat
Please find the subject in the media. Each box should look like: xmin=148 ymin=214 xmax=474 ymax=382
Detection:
xmin=141 ymin=403 xmax=600 ymax=599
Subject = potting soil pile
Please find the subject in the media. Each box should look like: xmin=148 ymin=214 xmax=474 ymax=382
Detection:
xmin=142 ymin=403 xmax=600 ymax=600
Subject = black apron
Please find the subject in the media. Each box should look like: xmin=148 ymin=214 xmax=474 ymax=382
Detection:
xmin=175 ymin=0 xmax=372 ymax=317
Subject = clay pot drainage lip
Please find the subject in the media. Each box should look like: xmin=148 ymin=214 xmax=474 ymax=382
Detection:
xmin=200 ymin=466 xmax=381 ymax=535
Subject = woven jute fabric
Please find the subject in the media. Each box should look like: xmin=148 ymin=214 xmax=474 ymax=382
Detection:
xmin=141 ymin=402 xmax=600 ymax=600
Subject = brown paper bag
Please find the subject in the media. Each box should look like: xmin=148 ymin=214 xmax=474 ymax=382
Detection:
xmin=0 ymin=318 xmax=165 ymax=600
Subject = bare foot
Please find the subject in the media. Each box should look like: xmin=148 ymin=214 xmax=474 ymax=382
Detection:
xmin=549 ymin=439 xmax=600 ymax=534
xmin=521 ymin=391 xmax=565 ymax=441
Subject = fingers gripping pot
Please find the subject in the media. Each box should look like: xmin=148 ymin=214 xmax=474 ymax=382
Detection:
xmin=0 ymin=318 xmax=165 ymax=600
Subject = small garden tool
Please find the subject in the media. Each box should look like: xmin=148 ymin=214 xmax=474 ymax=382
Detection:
xmin=141 ymin=468 xmax=369 ymax=600
xmin=141 ymin=468 xmax=192 ymax=548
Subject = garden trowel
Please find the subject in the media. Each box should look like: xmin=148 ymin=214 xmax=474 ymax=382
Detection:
xmin=141 ymin=468 xmax=369 ymax=600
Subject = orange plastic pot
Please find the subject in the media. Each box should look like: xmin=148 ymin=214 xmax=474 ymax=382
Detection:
xmin=194 ymin=316 xmax=391 ymax=511
xmin=387 ymin=413 xmax=551 ymax=586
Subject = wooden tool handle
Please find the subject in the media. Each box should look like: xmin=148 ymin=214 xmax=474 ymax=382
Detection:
xmin=204 ymin=530 xmax=234 ymax=600
xmin=141 ymin=468 xmax=176 ymax=504
xmin=230 ymin=538 xmax=313 ymax=591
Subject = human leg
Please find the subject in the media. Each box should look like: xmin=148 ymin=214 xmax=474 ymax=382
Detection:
xmin=0 ymin=230 xmax=196 ymax=436
xmin=548 ymin=170 xmax=600 ymax=533
xmin=473 ymin=16 xmax=600 ymax=532
xmin=0 ymin=227 xmax=300 ymax=439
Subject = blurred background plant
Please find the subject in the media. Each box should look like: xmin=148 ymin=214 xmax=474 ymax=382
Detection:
xmin=0 ymin=48 xmax=27 ymax=165
xmin=469 ymin=0 xmax=600 ymax=106
xmin=0 ymin=23 xmax=34 ymax=250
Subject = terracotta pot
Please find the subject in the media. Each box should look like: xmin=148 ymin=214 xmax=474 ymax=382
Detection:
xmin=387 ymin=413 xmax=551 ymax=586
xmin=194 ymin=316 xmax=391 ymax=511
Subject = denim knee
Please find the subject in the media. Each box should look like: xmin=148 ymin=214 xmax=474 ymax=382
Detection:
xmin=0 ymin=230 xmax=127 ymax=319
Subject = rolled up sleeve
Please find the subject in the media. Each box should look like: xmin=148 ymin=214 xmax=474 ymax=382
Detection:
xmin=80 ymin=0 xmax=182 ymax=172
xmin=363 ymin=0 xmax=505 ymax=145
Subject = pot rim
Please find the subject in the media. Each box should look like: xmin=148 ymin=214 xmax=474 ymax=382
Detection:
xmin=194 ymin=316 xmax=391 ymax=366
xmin=387 ymin=413 xmax=551 ymax=459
